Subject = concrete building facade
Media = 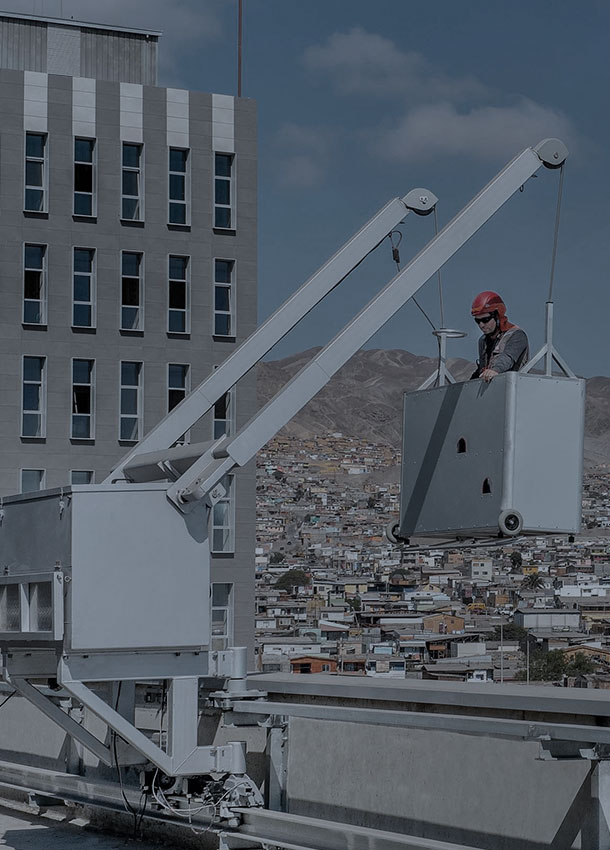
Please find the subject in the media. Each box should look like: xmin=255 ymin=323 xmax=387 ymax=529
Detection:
xmin=0 ymin=12 xmax=257 ymax=653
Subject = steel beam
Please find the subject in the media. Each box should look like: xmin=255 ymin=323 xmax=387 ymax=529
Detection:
xmin=171 ymin=140 xmax=567 ymax=509
xmin=232 ymin=699 xmax=610 ymax=746
xmin=106 ymin=191 xmax=436 ymax=482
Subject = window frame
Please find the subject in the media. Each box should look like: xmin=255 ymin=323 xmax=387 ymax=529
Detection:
xmin=21 ymin=355 xmax=46 ymax=439
xmin=70 ymin=470 xmax=94 ymax=485
xmin=168 ymin=147 xmax=190 ymax=226
xmin=119 ymin=360 xmax=143 ymax=442
xmin=24 ymin=132 xmax=48 ymax=213
xmin=120 ymin=251 xmax=144 ymax=331
xmin=167 ymin=362 xmax=190 ymax=413
xmin=20 ymin=468 xmax=45 ymax=493
xmin=23 ymin=243 xmax=48 ymax=326
xmin=71 ymin=357 xmax=95 ymax=440
xmin=211 ymin=473 xmax=235 ymax=554
xmin=213 ymin=258 xmax=236 ymax=338
xmin=167 ymin=254 xmax=190 ymax=334
xmin=121 ymin=142 xmax=144 ymax=221
xmin=213 ymin=384 xmax=235 ymax=440
xmin=73 ymin=137 xmax=97 ymax=217
xmin=210 ymin=582 xmax=234 ymax=650
xmin=72 ymin=247 xmax=96 ymax=329
xmin=213 ymin=152 xmax=235 ymax=230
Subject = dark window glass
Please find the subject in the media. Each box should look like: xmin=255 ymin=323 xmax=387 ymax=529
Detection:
xmin=169 ymin=256 xmax=187 ymax=279
xmin=215 ymin=180 xmax=230 ymax=205
xmin=122 ymin=278 xmax=140 ymax=306
xmin=25 ymin=161 xmax=43 ymax=186
xmin=168 ymin=389 xmax=184 ymax=410
xmin=122 ymin=253 xmax=140 ymax=276
xmin=169 ymin=364 xmax=186 ymax=388
xmin=169 ymin=280 xmax=186 ymax=309
xmin=74 ymin=249 xmax=92 ymax=273
xmin=24 ymin=270 xmax=42 ymax=299
xmin=73 ymin=304 xmax=91 ymax=326
xmin=169 ymin=174 xmax=185 ymax=201
xmin=215 ymin=287 xmax=230 ymax=311
xmin=215 ymin=314 xmax=231 ymax=336
xmin=73 ymin=360 xmax=92 ymax=383
xmin=23 ymin=302 xmax=42 ymax=323
xmin=23 ymin=358 xmax=43 ymax=382
xmin=25 ymin=245 xmax=44 ymax=268
xmin=120 ymin=418 xmax=138 ymax=441
xmin=215 ymin=153 xmax=232 ymax=177
xmin=121 ymin=362 xmax=139 ymax=386
xmin=122 ymin=171 xmax=139 ymax=196
xmin=215 ymin=260 xmax=233 ymax=283
xmin=74 ymin=193 xmax=92 ymax=216
xmin=23 ymin=384 xmax=40 ymax=409
xmin=123 ymin=143 xmax=140 ymax=168
xmin=26 ymin=133 xmax=45 ymax=158
xmin=72 ymin=387 xmax=91 ymax=415
xmin=75 ymin=139 xmax=94 ymax=162
xmin=25 ymin=189 xmax=43 ymax=212
xmin=215 ymin=207 xmax=231 ymax=228
xmin=215 ymin=394 xmax=228 ymax=419
xmin=121 ymin=387 xmax=138 ymax=415
xmin=169 ymin=202 xmax=186 ymax=224
xmin=168 ymin=312 xmax=186 ymax=333
xmin=72 ymin=416 xmax=90 ymax=439
xmin=74 ymin=163 xmax=93 ymax=192
xmin=22 ymin=414 xmax=41 ymax=437
xmin=122 ymin=198 xmax=139 ymax=219
xmin=73 ymin=275 xmax=91 ymax=300
xmin=169 ymin=149 xmax=187 ymax=172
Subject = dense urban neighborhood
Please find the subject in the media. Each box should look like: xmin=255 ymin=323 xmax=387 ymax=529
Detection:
xmin=254 ymin=433 xmax=610 ymax=685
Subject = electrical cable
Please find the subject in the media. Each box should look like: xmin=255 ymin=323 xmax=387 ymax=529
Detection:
xmin=388 ymin=232 xmax=437 ymax=331
xmin=110 ymin=681 xmax=148 ymax=839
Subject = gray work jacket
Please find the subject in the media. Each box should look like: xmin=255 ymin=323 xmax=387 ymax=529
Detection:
xmin=473 ymin=326 xmax=529 ymax=377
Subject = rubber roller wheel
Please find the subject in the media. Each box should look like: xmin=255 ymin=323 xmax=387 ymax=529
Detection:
xmin=498 ymin=509 xmax=523 ymax=536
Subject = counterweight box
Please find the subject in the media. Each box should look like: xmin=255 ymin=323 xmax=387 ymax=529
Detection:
xmin=398 ymin=373 xmax=585 ymax=539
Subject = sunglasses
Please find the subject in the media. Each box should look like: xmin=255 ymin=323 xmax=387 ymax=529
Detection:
xmin=474 ymin=315 xmax=494 ymax=325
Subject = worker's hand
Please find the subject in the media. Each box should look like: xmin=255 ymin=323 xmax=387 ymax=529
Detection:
xmin=480 ymin=369 xmax=499 ymax=383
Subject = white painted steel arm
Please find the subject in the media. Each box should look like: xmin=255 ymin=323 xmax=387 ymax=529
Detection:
xmin=168 ymin=139 xmax=567 ymax=511
xmin=105 ymin=189 xmax=437 ymax=483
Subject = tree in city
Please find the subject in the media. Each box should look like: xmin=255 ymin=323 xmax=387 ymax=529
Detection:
xmin=521 ymin=572 xmax=545 ymax=590
xmin=509 ymin=551 xmax=523 ymax=571
xmin=517 ymin=650 xmax=595 ymax=682
xmin=490 ymin=623 xmax=528 ymax=642
xmin=274 ymin=569 xmax=311 ymax=592
xmin=269 ymin=552 xmax=285 ymax=565
xmin=366 ymin=496 xmax=376 ymax=509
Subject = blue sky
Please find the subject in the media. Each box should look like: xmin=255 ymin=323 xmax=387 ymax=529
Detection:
xmin=8 ymin=1 xmax=609 ymax=375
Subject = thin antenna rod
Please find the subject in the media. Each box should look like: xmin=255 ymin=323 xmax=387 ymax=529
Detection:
xmin=237 ymin=0 xmax=243 ymax=97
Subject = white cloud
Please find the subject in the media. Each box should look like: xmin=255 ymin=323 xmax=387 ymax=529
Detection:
xmin=303 ymin=27 xmax=487 ymax=101
xmin=375 ymin=100 xmax=576 ymax=161
xmin=273 ymin=123 xmax=332 ymax=188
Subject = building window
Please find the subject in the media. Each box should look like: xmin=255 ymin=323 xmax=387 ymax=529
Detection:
xmin=168 ymin=148 xmax=188 ymax=225
xmin=211 ymin=583 xmax=234 ymax=650
xmin=24 ymin=132 xmax=47 ymax=212
xmin=168 ymin=255 xmax=189 ymax=333
xmin=214 ymin=153 xmax=234 ymax=228
xmin=122 ymin=143 xmax=143 ymax=220
xmin=74 ymin=138 xmax=96 ymax=216
xmin=213 ymin=387 xmax=234 ymax=439
xmin=73 ymin=247 xmax=95 ymax=328
xmin=214 ymin=259 xmax=235 ymax=336
xmin=23 ymin=244 xmax=47 ymax=325
xmin=121 ymin=251 xmax=143 ymax=330
xmin=21 ymin=469 xmax=45 ymax=493
xmin=211 ymin=474 xmax=235 ymax=553
xmin=71 ymin=359 xmax=94 ymax=440
xmin=22 ymin=356 xmax=46 ymax=438
xmin=168 ymin=363 xmax=189 ymax=412
xmin=120 ymin=361 xmax=142 ymax=441
xmin=71 ymin=470 xmax=94 ymax=485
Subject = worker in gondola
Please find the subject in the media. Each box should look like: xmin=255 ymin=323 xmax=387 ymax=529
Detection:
xmin=470 ymin=291 xmax=529 ymax=382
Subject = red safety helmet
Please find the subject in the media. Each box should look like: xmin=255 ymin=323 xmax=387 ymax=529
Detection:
xmin=471 ymin=291 xmax=512 ymax=332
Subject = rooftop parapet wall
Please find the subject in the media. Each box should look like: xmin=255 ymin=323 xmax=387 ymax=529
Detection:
xmin=0 ymin=13 xmax=159 ymax=84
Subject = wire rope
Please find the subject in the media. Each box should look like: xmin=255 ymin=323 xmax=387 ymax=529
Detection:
xmin=547 ymin=163 xmax=566 ymax=303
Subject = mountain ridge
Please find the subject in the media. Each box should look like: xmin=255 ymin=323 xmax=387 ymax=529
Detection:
xmin=257 ymin=348 xmax=610 ymax=467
